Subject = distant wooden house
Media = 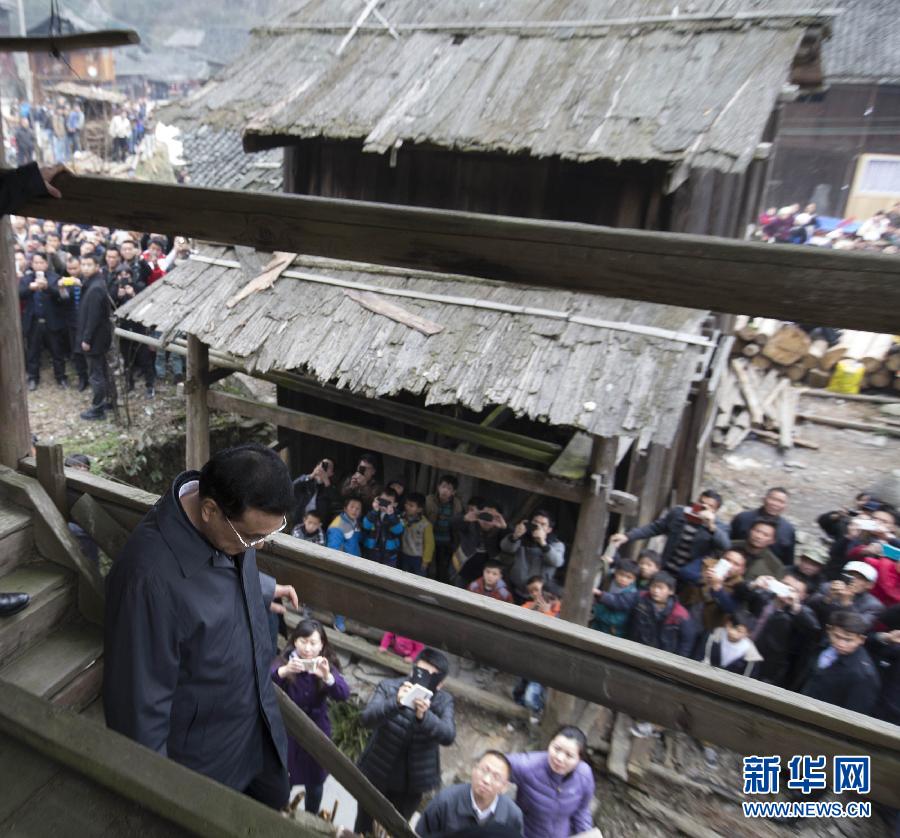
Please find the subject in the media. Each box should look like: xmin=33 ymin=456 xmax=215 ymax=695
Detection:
xmin=765 ymin=0 xmax=900 ymax=217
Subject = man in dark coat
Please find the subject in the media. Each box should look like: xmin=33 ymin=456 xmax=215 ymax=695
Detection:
xmin=292 ymin=458 xmax=339 ymax=526
xmin=611 ymin=490 xmax=729 ymax=577
xmin=19 ymin=251 xmax=68 ymax=389
xmin=730 ymin=487 xmax=796 ymax=565
xmin=416 ymin=751 xmax=523 ymax=837
xmin=104 ymin=444 xmax=299 ymax=808
xmin=802 ymin=610 xmax=880 ymax=715
xmin=628 ymin=572 xmax=697 ymax=657
xmin=76 ymin=251 xmax=113 ymax=420
xmin=355 ymin=648 xmax=456 ymax=835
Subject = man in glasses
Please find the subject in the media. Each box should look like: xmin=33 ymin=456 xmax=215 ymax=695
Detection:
xmin=103 ymin=443 xmax=299 ymax=809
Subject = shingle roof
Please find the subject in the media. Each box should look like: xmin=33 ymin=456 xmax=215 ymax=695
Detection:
xmin=179 ymin=126 xmax=283 ymax=193
xmin=117 ymin=245 xmax=710 ymax=447
xmin=162 ymin=0 xmax=828 ymax=186
xmin=821 ymin=0 xmax=900 ymax=83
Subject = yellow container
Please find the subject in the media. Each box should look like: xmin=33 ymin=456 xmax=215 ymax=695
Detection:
xmin=827 ymin=359 xmax=865 ymax=395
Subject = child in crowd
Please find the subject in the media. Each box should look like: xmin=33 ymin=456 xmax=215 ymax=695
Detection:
xmin=426 ymin=475 xmax=463 ymax=582
xmin=514 ymin=581 xmax=563 ymax=721
xmin=591 ymin=559 xmax=639 ymax=636
xmin=701 ymin=610 xmax=763 ymax=677
xmin=361 ymin=488 xmax=405 ymax=567
xmin=326 ymin=497 xmax=363 ymax=556
xmin=468 ymin=558 xmax=513 ymax=602
xmin=291 ymin=509 xmax=325 ymax=546
xmin=399 ymin=492 xmax=435 ymax=576
xmin=524 ymin=575 xmax=544 ymax=604
xmin=380 ymin=632 xmax=425 ymax=663
xmin=628 ymin=572 xmax=697 ymax=657
xmin=386 ymin=477 xmax=406 ymax=509
xmin=271 ymin=619 xmax=349 ymax=816
xmin=636 ymin=549 xmax=662 ymax=591
xmin=802 ymin=610 xmax=881 ymax=715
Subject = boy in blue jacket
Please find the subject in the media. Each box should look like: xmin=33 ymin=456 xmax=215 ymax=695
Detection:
xmin=591 ymin=559 xmax=639 ymax=636
xmin=361 ymin=488 xmax=405 ymax=567
xmin=326 ymin=497 xmax=363 ymax=556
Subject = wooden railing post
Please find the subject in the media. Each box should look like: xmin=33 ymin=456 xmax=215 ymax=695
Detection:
xmin=185 ymin=335 xmax=210 ymax=470
xmin=35 ymin=442 xmax=68 ymax=515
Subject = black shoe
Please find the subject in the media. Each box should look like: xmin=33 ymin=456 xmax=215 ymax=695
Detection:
xmin=0 ymin=592 xmax=29 ymax=617
xmin=145 ymin=386 xmax=155 ymax=399
xmin=58 ymin=378 xmax=69 ymax=389
xmin=77 ymin=377 xmax=89 ymax=392
xmin=80 ymin=407 xmax=105 ymax=421
xmin=27 ymin=379 xmax=37 ymax=392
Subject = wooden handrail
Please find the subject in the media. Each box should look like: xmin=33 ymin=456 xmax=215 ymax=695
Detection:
xmin=15 ymin=172 xmax=900 ymax=332
xmin=18 ymin=460 xmax=900 ymax=807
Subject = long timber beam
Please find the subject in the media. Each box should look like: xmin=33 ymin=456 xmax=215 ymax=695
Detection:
xmin=15 ymin=172 xmax=900 ymax=333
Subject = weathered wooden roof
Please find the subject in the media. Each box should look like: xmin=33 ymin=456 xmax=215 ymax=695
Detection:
xmin=179 ymin=126 xmax=283 ymax=193
xmin=118 ymin=246 xmax=710 ymax=446
xmin=162 ymin=0 xmax=829 ymax=186
xmin=821 ymin=0 xmax=900 ymax=83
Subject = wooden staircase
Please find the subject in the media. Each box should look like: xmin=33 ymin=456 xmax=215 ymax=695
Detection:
xmin=0 ymin=498 xmax=104 ymax=713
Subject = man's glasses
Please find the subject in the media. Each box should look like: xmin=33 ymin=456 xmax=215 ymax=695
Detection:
xmin=223 ymin=512 xmax=287 ymax=549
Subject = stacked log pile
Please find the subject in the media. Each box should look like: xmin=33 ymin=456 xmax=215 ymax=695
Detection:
xmin=731 ymin=320 xmax=899 ymax=392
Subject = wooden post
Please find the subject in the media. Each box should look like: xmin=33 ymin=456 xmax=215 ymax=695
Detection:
xmin=185 ymin=335 xmax=210 ymax=470
xmin=0 ymin=117 xmax=32 ymax=468
xmin=544 ymin=436 xmax=616 ymax=731
xmin=35 ymin=442 xmax=68 ymax=515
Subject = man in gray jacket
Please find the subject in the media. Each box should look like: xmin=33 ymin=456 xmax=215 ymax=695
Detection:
xmin=416 ymin=751 xmax=523 ymax=836
xmin=501 ymin=510 xmax=565 ymax=601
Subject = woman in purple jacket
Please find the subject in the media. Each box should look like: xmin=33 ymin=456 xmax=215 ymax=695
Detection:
xmin=507 ymin=726 xmax=595 ymax=838
xmin=271 ymin=619 xmax=350 ymax=815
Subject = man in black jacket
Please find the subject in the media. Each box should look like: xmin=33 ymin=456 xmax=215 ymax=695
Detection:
xmin=802 ymin=610 xmax=880 ymax=715
xmin=104 ymin=444 xmax=298 ymax=808
xmin=77 ymin=252 xmax=113 ymax=420
xmin=731 ymin=487 xmax=796 ymax=565
xmin=19 ymin=251 xmax=68 ymax=389
xmin=355 ymin=648 xmax=456 ymax=834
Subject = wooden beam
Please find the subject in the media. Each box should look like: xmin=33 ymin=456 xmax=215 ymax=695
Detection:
xmin=0 ymin=30 xmax=140 ymax=52
xmin=70 ymin=494 xmax=130 ymax=562
xmin=185 ymin=336 xmax=210 ymax=470
xmin=799 ymin=389 xmax=900 ymax=406
xmin=17 ymin=172 xmax=900 ymax=333
xmin=273 ymin=685 xmax=417 ymax=837
xmin=207 ymin=390 xmax=586 ymax=503
xmin=18 ymin=464 xmax=900 ymax=807
xmin=0 ymin=680 xmax=330 ymax=838
xmin=796 ymin=412 xmax=900 ymax=438
xmin=35 ymin=443 xmax=67 ymax=516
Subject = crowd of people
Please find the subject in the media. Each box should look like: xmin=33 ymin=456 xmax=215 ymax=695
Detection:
xmin=757 ymin=201 xmax=900 ymax=255
xmin=8 ymin=98 xmax=152 ymax=166
xmin=14 ymin=213 xmax=191 ymax=418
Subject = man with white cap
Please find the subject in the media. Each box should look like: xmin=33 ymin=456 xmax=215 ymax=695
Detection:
xmin=808 ymin=561 xmax=884 ymax=630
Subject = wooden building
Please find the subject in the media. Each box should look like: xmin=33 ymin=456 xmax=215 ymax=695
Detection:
xmin=765 ymin=0 xmax=900 ymax=217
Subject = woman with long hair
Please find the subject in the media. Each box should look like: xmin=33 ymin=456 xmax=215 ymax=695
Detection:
xmin=271 ymin=618 xmax=350 ymax=815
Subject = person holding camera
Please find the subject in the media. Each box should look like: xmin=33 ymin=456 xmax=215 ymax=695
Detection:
xmin=453 ymin=498 xmax=508 ymax=587
xmin=502 ymin=510 xmax=565 ymax=602
xmin=19 ymin=250 xmax=68 ymax=390
xmin=340 ymin=453 xmax=381 ymax=508
xmin=292 ymin=458 xmax=339 ymax=526
xmin=355 ymin=648 xmax=456 ymax=834
xmin=808 ymin=561 xmax=884 ymax=630
xmin=271 ymin=619 xmax=349 ymax=816
xmin=361 ymin=488 xmax=405 ymax=568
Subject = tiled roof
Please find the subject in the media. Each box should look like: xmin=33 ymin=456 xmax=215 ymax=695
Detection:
xmin=180 ymin=125 xmax=283 ymax=193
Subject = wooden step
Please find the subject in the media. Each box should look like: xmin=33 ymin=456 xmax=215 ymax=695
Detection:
xmin=0 ymin=503 xmax=33 ymax=576
xmin=0 ymin=622 xmax=102 ymax=700
xmin=0 ymin=564 xmax=75 ymax=668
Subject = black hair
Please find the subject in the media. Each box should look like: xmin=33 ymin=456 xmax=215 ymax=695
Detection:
xmin=727 ymin=609 xmax=757 ymax=632
xmin=783 ymin=571 xmax=808 ymax=592
xmin=637 ymin=548 xmax=662 ymax=566
xmin=80 ymin=251 xmax=98 ymax=264
xmin=650 ymin=571 xmax=676 ymax=590
xmin=483 ymin=558 xmax=504 ymax=570
xmin=532 ymin=508 xmax=555 ymax=529
xmin=437 ymin=475 xmax=458 ymax=490
xmin=31 ymin=250 xmax=48 ymax=262
xmin=542 ymin=579 xmax=563 ymax=599
xmin=381 ymin=487 xmax=399 ymax=500
xmin=105 ymin=245 xmax=121 ymax=255
xmin=551 ymin=725 xmax=588 ymax=759
xmin=416 ymin=647 xmax=450 ymax=682
xmin=615 ymin=559 xmax=639 ymax=577
xmin=880 ymin=604 xmax=900 ymax=631
xmin=766 ymin=486 xmax=789 ymax=497
xmin=387 ymin=477 xmax=405 ymax=489
xmin=198 ymin=443 xmax=293 ymax=519
xmin=64 ymin=453 xmax=90 ymax=469
xmin=343 ymin=494 xmax=362 ymax=509
xmin=829 ymin=610 xmax=869 ymax=637
xmin=482 ymin=499 xmax=503 ymax=514
xmin=148 ymin=235 xmax=167 ymax=249
xmin=303 ymin=509 xmax=322 ymax=520
xmin=477 ymin=750 xmax=512 ymax=777
xmin=750 ymin=517 xmax=778 ymax=532
xmin=525 ymin=575 xmax=544 ymax=586
xmin=467 ymin=496 xmax=487 ymax=509
xmin=359 ymin=452 xmax=378 ymax=468
xmin=699 ymin=489 xmax=723 ymax=506
xmin=405 ymin=491 xmax=426 ymax=508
